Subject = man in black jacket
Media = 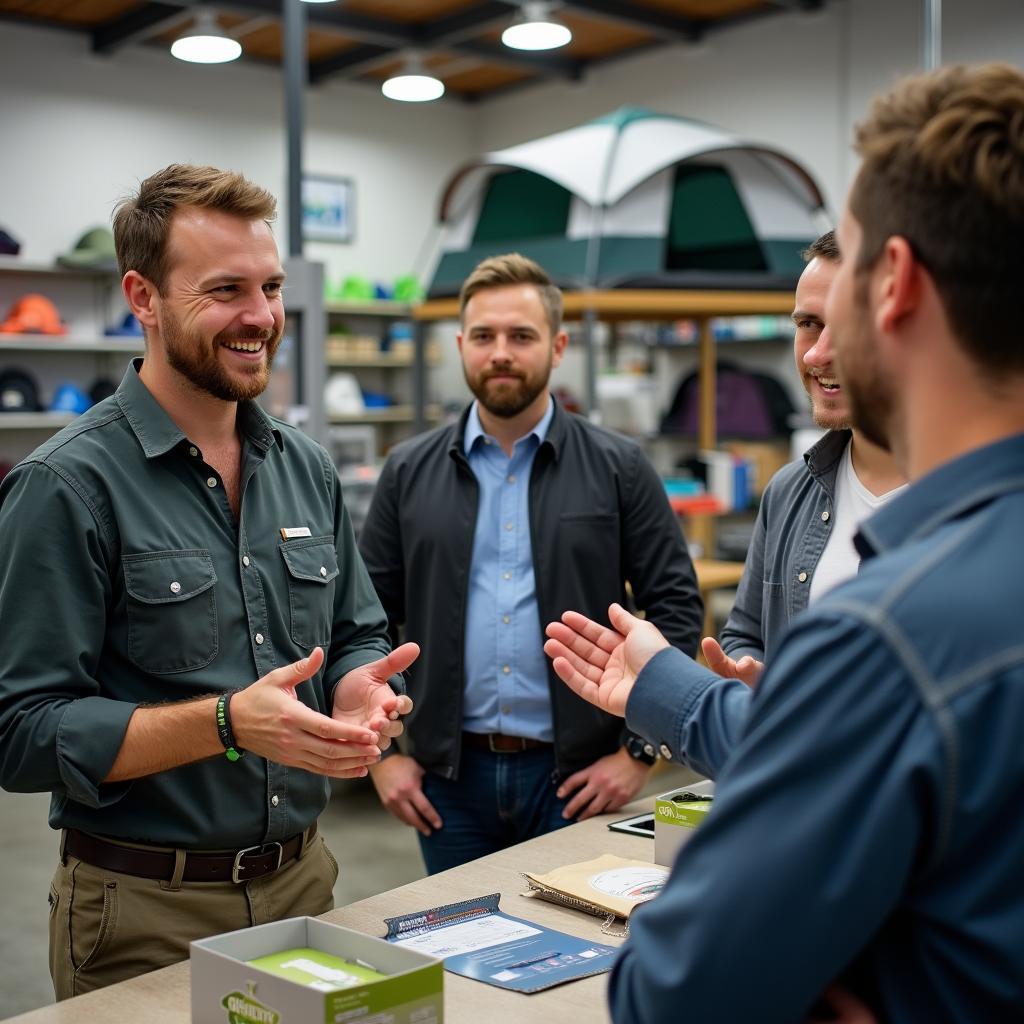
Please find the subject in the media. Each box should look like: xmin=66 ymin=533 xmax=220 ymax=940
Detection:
xmin=359 ymin=253 xmax=702 ymax=873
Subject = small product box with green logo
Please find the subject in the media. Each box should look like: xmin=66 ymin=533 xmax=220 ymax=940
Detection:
xmin=654 ymin=780 xmax=714 ymax=867
xmin=191 ymin=915 xmax=443 ymax=1024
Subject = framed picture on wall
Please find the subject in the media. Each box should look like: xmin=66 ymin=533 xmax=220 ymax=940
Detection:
xmin=302 ymin=174 xmax=354 ymax=243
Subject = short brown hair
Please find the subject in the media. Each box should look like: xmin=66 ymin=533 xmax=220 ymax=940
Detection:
xmin=459 ymin=253 xmax=563 ymax=335
xmin=849 ymin=63 xmax=1024 ymax=374
xmin=801 ymin=230 xmax=839 ymax=263
xmin=113 ymin=164 xmax=277 ymax=293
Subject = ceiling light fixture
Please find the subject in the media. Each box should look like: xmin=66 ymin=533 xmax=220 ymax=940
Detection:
xmin=381 ymin=54 xmax=445 ymax=103
xmin=170 ymin=10 xmax=242 ymax=64
xmin=501 ymin=1 xmax=572 ymax=51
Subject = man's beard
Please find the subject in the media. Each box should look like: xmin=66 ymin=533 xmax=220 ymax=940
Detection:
xmin=466 ymin=363 xmax=550 ymax=418
xmin=162 ymin=310 xmax=281 ymax=402
xmin=836 ymin=275 xmax=895 ymax=451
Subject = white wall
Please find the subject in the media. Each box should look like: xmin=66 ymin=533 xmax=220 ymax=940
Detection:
xmin=0 ymin=22 xmax=476 ymax=289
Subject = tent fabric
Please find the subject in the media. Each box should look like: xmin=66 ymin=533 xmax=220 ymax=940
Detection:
xmin=429 ymin=107 xmax=828 ymax=297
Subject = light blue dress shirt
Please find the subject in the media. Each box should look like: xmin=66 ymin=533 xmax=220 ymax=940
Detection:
xmin=462 ymin=398 xmax=555 ymax=741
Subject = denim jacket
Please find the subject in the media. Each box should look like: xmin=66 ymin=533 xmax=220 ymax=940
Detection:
xmin=617 ymin=433 xmax=1024 ymax=1022
xmin=720 ymin=429 xmax=850 ymax=662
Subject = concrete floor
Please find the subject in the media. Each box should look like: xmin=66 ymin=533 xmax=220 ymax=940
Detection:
xmin=0 ymin=766 xmax=691 ymax=1019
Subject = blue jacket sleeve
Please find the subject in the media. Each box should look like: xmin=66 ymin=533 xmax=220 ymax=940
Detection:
xmin=625 ymin=647 xmax=751 ymax=780
xmin=610 ymin=612 xmax=941 ymax=1024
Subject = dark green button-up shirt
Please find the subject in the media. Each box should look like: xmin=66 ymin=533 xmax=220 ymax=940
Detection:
xmin=0 ymin=359 xmax=392 ymax=847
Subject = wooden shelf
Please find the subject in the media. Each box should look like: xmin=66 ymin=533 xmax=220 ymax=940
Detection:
xmin=0 ymin=256 xmax=117 ymax=279
xmin=0 ymin=336 xmax=143 ymax=353
xmin=0 ymin=412 xmax=78 ymax=430
xmin=325 ymin=300 xmax=413 ymax=317
xmin=327 ymin=404 xmax=443 ymax=425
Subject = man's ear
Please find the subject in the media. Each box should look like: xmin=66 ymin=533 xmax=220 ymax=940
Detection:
xmin=551 ymin=329 xmax=569 ymax=369
xmin=876 ymin=236 xmax=921 ymax=335
xmin=122 ymin=270 xmax=159 ymax=330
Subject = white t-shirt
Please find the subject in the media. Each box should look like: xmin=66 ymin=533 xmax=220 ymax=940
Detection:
xmin=808 ymin=440 xmax=908 ymax=604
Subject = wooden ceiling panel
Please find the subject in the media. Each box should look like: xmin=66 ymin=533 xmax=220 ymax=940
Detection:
xmin=0 ymin=0 xmax=133 ymax=26
xmin=341 ymin=0 xmax=479 ymax=24
xmin=631 ymin=0 xmax=771 ymax=20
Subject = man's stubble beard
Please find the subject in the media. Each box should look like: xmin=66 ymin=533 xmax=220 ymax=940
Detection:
xmin=162 ymin=309 xmax=281 ymax=402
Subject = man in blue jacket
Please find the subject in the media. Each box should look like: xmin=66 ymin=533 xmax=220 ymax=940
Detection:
xmin=359 ymin=253 xmax=702 ymax=873
xmin=545 ymin=63 xmax=1024 ymax=1022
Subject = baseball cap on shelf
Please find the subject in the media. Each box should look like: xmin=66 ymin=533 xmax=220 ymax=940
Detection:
xmin=104 ymin=312 xmax=143 ymax=337
xmin=0 ymin=294 xmax=67 ymax=335
xmin=56 ymin=226 xmax=118 ymax=272
xmin=0 ymin=367 xmax=42 ymax=412
xmin=88 ymin=377 xmax=119 ymax=404
xmin=49 ymin=382 xmax=92 ymax=415
xmin=0 ymin=227 xmax=20 ymax=256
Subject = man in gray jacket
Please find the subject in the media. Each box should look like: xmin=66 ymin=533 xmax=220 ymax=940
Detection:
xmin=704 ymin=231 xmax=905 ymax=684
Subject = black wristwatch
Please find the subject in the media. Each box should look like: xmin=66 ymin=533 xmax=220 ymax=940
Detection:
xmin=624 ymin=733 xmax=657 ymax=765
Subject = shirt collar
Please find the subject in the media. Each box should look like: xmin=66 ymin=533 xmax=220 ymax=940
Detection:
xmin=463 ymin=395 xmax=555 ymax=454
xmin=115 ymin=357 xmax=282 ymax=459
xmin=855 ymin=432 xmax=1024 ymax=561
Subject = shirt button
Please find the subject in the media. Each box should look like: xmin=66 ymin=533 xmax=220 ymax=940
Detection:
xmin=320 ymin=566 xmax=327 ymax=577
xmin=242 ymin=555 xmax=250 ymax=567
xmin=821 ymin=510 xmax=830 ymax=522
xmin=483 ymin=438 xmax=492 ymax=446
xmin=189 ymin=446 xmax=199 ymax=458
xmin=798 ymin=571 xmax=808 ymax=583
xmin=503 ymin=572 xmax=512 ymax=580
xmin=501 ymin=706 xmax=511 ymax=715
xmin=206 ymin=476 xmax=218 ymax=488
xmin=507 ymin=475 xmax=516 ymax=484
xmin=271 ymin=795 xmax=279 ymax=807
xmin=169 ymin=581 xmax=181 ymax=594
xmin=658 ymin=743 xmax=673 ymax=761
xmin=502 ymin=615 xmax=510 ymax=624
xmin=505 ymin=522 xmax=514 ymax=531
xmin=502 ymin=665 xmax=511 ymax=674
xmin=254 ymin=632 xmax=265 ymax=645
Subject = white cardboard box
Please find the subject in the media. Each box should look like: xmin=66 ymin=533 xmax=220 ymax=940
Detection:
xmin=653 ymin=779 xmax=715 ymax=867
xmin=191 ymin=916 xmax=443 ymax=1024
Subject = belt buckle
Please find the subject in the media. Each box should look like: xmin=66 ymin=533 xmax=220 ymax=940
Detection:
xmin=232 ymin=841 xmax=283 ymax=884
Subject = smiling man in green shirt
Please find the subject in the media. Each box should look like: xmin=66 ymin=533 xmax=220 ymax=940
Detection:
xmin=0 ymin=163 xmax=417 ymax=998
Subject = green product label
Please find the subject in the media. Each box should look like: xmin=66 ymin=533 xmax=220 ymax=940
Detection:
xmin=222 ymin=988 xmax=280 ymax=1024
xmin=326 ymin=962 xmax=443 ymax=1020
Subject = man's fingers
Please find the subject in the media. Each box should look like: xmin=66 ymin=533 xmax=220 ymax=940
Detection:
xmin=379 ymin=642 xmax=420 ymax=678
xmin=607 ymin=602 xmax=646 ymax=636
xmin=544 ymin=622 xmax=606 ymax=679
xmin=557 ymin=611 xmax=623 ymax=655
xmin=701 ymin=637 xmax=735 ymax=676
xmin=549 ymin=656 xmax=603 ymax=709
xmin=291 ymin=700 xmax=380 ymax=745
xmin=411 ymin=790 xmax=443 ymax=831
xmin=263 ymin=646 xmax=325 ymax=691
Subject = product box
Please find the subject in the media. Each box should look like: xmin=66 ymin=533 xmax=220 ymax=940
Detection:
xmin=191 ymin=916 xmax=443 ymax=1024
xmin=654 ymin=779 xmax=715 ymax=867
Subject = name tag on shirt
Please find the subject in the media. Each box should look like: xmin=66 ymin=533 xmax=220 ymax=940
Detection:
xmin=280 ymin=526 xmax=312 ymax=540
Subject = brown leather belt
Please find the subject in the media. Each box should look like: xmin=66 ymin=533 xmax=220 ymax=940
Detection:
xmin=462 ymin=731 xmax=552 ymax=753
xmin=63 ymin=822 xmax=316 ymax=884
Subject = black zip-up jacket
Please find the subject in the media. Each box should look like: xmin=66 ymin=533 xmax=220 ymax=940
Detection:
xmin=358 ymin=400 xmax=703 ymax=782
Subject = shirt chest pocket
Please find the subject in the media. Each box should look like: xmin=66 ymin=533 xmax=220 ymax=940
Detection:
xmin=279 ymin=537 xmax=340 ymax=648
xmin=123 ymin=550 xmax=219 ymax=675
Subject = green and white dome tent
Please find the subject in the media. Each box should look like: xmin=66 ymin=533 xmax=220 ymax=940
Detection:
xmin=428 ymin=107 xmax=830 ymax=298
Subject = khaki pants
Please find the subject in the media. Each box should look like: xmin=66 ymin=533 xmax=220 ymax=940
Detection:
xmin=48 ymin=829 xmax=337 ymax=1000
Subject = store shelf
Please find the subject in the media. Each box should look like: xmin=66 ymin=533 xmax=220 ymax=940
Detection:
xmin=328 ymin=404 xmax=442 ymax=425
xmin=324 ymin=300 xmax=413 ymax=317
xmin=0 ymin=412 xmax=78 ymax=430
xmin=326 ymin=353 xmax=438 ymax=369
xmin=0 ymin=256 xmax=116 ymax=279
xmin=0 ymin=336 xmax=143 ymax=353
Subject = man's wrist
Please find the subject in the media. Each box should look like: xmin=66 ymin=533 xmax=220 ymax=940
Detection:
xmin=215 ymin=691 xmax=244 ymax=762
xmin=623 ymin=733 xmax=657 ymax=765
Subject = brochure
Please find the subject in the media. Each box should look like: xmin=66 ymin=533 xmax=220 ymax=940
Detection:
xmin=383 ymin=893 xmax=618 ymax=994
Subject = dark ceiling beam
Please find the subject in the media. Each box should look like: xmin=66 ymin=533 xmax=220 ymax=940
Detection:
xmin=416 ymin=1 xmax=514 ymax=46
xmin=308 ymin=43 xmax=394 ymax=85
xmin=91 ymin=2 xmax=190 ymax=54
xmin=448 ymin=39 xmax=582 ymax=79
xmin=561 ymin=0 xmax=703 ymax=42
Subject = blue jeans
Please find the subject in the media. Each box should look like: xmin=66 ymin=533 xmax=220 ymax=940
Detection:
xmin=418 ymin=745 xmax=572 ymax=875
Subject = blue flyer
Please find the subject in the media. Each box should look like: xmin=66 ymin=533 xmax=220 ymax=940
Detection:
xmin=383 ymin=893 xmax=618 ymax=994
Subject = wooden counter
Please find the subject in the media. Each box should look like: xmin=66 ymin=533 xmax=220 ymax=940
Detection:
xmin=5 ymin=804 xmax=657 ymax=1024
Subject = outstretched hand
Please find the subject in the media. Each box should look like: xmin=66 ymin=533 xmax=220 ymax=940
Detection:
xmin=701 ymin=637 xmax=764 ymax=688
xmin=543 ymin=603 xmax=669 ymax=718
xmin=333 ymin=642 xmax=419 ymax=751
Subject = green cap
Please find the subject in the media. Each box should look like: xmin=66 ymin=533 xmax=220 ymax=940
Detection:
xmin=57 ymin=227 xmax=118 ymax=271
